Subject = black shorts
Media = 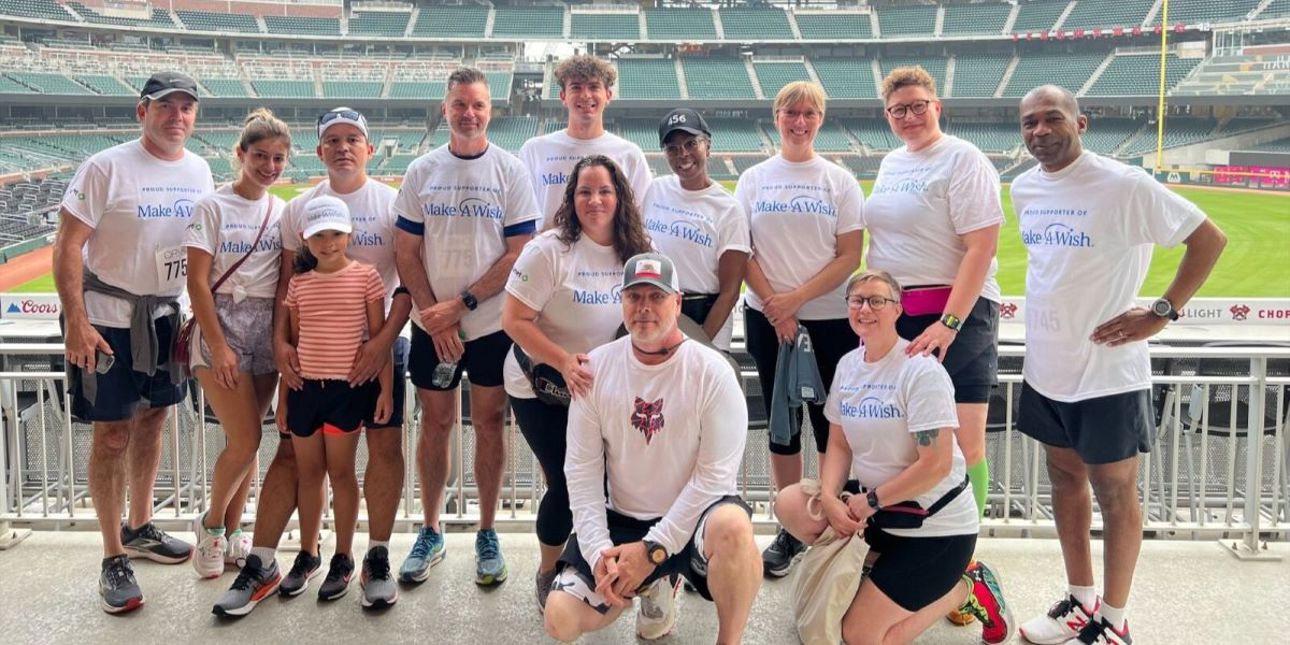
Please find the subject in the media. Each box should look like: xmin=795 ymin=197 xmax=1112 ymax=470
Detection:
xmin=286 ymin=378 xmax=379 ymax=438
xmin=409 ymin=326 xmax=511 ymax=390
xmin=1017 ymin=381 xmax=1155 ymax=465
xmin=366 ymin=336 xmax=409 ymax=430
xmin=896 ymin=297 xmax=999 ymax=404
xmin=66 ymin=317 xmax=187 ymax=423
xmin=554 ymin=495 xmax=752 ymax=613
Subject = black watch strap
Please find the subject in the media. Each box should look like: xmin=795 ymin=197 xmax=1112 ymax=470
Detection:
xmin=866 ymin=489 xmax=881 ymax=511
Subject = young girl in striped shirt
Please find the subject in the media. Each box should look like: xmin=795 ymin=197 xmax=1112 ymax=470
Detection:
xmin=282 ymin=195 xmax=392 ymax=600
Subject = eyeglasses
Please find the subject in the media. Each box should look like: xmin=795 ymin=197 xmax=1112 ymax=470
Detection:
xmin=663 ymin=137 xmax=705 ymax=156
xmin=317 ymin=109 xmax=364 ymax=127
xmin=845 ymin=295 xmax=898 ymax=310
xmin=885 ymin=100 xmax=932 ymax=120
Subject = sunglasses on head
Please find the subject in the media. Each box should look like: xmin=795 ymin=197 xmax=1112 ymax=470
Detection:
xmin=317 ymin=109 xmax=364 ymax=127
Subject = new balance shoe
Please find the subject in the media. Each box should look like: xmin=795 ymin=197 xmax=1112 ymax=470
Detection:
xmin=318 ymin=553 xmax=355 ymax=601
xmin=224 ymin=529 xmax=251 ymax=570
xmin=474 ymin=528 xmax=507 ymax=586
xmin=946 ymin=561 xmax=979 ymax=625
xmin=636 ymin=574 xmax=682 ymax=640
xmin=761 ymin=527 xmax=806 ymax=577
xmin=278 ymin=550 xmax=322 ymax=597
xmin=1020 ymin=595 xmax=1098 ymax=644
xmin=398 ymin=525 xmax=445 ymax=583
xmin=360 ymin=546 xmax=398 ymax=609
xmin=191 ymin=513 xmax=226 ymax=579
xmin=535 ymin=568 xmax=557 ymax=613
xmin=1065 ymin=617 xmax=1132 ymax=645
xmin=122 ymin=521 xmax=193 ymax=564
xmin=960 ymin=561 xmax=1014 ymax=645
xmin=99 ymin=554 xmax=144 ymax=614
xmin=212 ymin=555 xmax=281 ymax=617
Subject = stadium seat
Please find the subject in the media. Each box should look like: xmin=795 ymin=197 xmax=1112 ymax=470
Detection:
xmin=322 ymin=81 xmax=384 ymax=99
xmin=616 ymin=119 xmax=658 ymax=151
xmin=753 ymin=61 xmax=811 ymax=100
xmin=795 ymin=11 xmax=873 ymax=40
xmin=1086 ymin=54 xmax=1199 ymax=96
xmin=74 ymin=74 xmax=133 ymax=97
xmin=880 ymin=57 xmax=948 ymax=93
xmin=840 ymin=118 xmax=902 ymax=151
xmin=950 ymin=55 xmax=1011 ymax=97
xmin=707 ymin=119 xmax=766 ymax=153
xmin=718 ymin=7 xmax=795 ymax=41
xmin=412 ymin=4 xmax=488 ymax=38
xmin=681 ymin=58 xmax=756 ymax=99
xmin=572 ymin=12 xmax=640 ymax=41
xmin=4 ymin=72 xmax=92 ymax=95
xmin=942 ymin=3 xmax=1011 ymax=35
xmin=645 ymin=8 xmax=717 ymax=41
xmin=390 ymin=81 xmax=444 ymax=100
xmin=348 ymin=10 xmax=410 ymax=37
xmin=1153 ymin=0 xmax=1262 ymax=25
xmin=1011 ymin=0 xmax=1068 ymax=33
xmin=1061 ymin=0 xmax=1154 ymax=30
xmin=812 ymin=59 xmax=878 ymax=99
xmin=251 ymin=80 xmax=316 ymax=99
xmin=491 ymin=6 xmax=564 ymax=39
xmin=68 ymin=2 xmax=175 ymax=29
xmin=0 ymin=0 xmax=73 ymax=21
xmin=1003 ymin=52 xmax=1105 ymax=97
xmin=945 ymin=121 xmax=1020 ymax=153
xmin=176 ymin=10 xmax=260 ymax=33
xmin=264 ymin=16 xmax=340 ymax=36
xmin=488 ymin=116 xmax=540 ymax=152
xmin=877 ymin=4 xmax=937 ymax=37
xmin=616 ymin=58 xmax=680 ymax=100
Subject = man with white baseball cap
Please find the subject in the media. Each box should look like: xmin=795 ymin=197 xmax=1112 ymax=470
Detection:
xmin=545 ymin=252 xmax=761 ymax=642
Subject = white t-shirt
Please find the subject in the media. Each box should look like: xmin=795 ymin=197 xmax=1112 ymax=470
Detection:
xmin=1011 ymin=151 xmax=1206 ymax=401
xmin=392 ymin=144 xmax=541 ymax=341
xmin=566 ymin=336 xmax=747 ymax=567
xmin=184 ymin=184 xmax=284 ymax=299
xmin=641 ymin=175 xmax=751 ymax=349
xmin=824 ymin=339 xmax=977 ymax=538
xmin=281 ymin=179 xmax=400 ymax=310
xmin=502 ymin=230 xmax=626 ymax=399
xmin=517 ymin=129 xmax=651 ymax=227
xmin=734 ymin=155 xmax=865 ymax=320
xmin=61 ymin=139 xmax=215 ymax=327
xmin=864 ymin=135 xmax=1004 ymax=303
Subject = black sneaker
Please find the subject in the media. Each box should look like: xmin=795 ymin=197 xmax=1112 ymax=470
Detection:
xmin=318 ymin=553 xmax=355 ymax=601
xmin=761 ymin=527 xmax=806 ymax=577
xmin=99 ymin=554 xmax=144 ymax=614
xmin=278 ymin=550 xmax=322 ymax=597
xmin=122 ymin=521 xmax=193 ymax=564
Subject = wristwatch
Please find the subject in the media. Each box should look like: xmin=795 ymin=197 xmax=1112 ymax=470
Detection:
xmin=643 ymin=540 xmax=668 ymax=566
xmin=866 ymin=490 xmax=882 ymax=511
xmin=1150 ymin=297 xmax=1179 ymax=321
xmin=460 ymin=289 xmax=479 ymax=311
xmin=939 ymin=313 xmax=963 ymax=331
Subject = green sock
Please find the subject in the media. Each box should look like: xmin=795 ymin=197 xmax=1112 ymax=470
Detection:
xmin=967 ymin=459 xmax=990 ymax=518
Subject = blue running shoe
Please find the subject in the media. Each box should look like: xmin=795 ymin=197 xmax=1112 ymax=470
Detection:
xmin=474 ymin=529 xmax=508 ymax=586
xmin=398 ymin=525 xmax=445 ymax=583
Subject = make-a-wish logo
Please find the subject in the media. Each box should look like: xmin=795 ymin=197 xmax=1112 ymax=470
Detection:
xmin=1020 ymin=223 xmax=1093 ymax=248
xmin=755 ymin=194 xmax=837 ymax=217
xmin=839 ymin=396 xmax=903 ymax=419
xmin=541 ymin=171 xmax=570 ymax=187
xmin=572 ymin=283 xmax=623 ymax=305
xmin=667 ymin=221 xmax=713 ymax=248
xmin=137 ymin=198 xmax=195 ymax=219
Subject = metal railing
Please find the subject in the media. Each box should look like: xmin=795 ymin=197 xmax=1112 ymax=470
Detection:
xmin=2 ymin=343 xmax=1287 ymax=556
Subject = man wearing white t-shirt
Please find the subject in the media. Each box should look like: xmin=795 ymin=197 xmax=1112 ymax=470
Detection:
xmin=519 ymin=54 xmax=651 ymax=226
xmin=546 ymin=253 xmax=761 ymax=643
xmin=1011 ymin=86 xmax=1226 ymax=645
xmin=393 ymin=67 xmax=540 ymax=587
xmin=53 ymin=71 xmax=213 ymax=613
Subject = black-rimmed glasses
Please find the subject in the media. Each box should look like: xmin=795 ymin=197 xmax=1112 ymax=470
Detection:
xmin=845 ymin=295 xmax=898 ymax=310
xmin=885 ymin=100 xmax=932 ymax=120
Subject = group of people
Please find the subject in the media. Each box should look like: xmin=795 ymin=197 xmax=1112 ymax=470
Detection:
xmin=53 ymin=54 xmax=1225 ymax=645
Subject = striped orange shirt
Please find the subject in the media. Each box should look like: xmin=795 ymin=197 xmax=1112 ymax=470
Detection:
xmin=285 ymin=261 xmax=386 ymax=380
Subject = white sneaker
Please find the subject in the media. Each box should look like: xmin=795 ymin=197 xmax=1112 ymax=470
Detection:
xmin=1020 ymin=595 xmax=1098 ymax=644
xmin=1063 ymin=617 xmax=1132 ymax=645
xmin=635 ymin=575 xmax=681 ymax=640
xmin=224 ymin=528 xmax=251 ymax=570
xmin=192 ymin=513 xmax=226 ymax=579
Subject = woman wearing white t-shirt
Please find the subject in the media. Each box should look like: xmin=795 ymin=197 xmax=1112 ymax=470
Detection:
xmin=500 ymin=155 xmax=653 ymax=609
xmin=735 ymin=81 xmax=865 ymax=573
xmin=775 ymin=271 xmax=1014 ymax=645
xmin=184 ymin=109 xmax=289 ymax=579
xmin=865 ymin=67 xmax=1004 ymax=572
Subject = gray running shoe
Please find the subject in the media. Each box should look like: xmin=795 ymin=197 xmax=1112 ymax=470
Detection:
xmin=535 ymin=568 xmax=558 ymax=613
xmin=278 ymin=550 xmax=321 ymax=597
xmin=122 ymin=521 xmax=193 ymax=564
xmin=761 ymin=527 xmax=806 ymax=577
xmin=474 ymin=529 xmax=508 ymax=586
xmin=212 ymin=555 xmax=281 ymax=618
xmin=99 ymin=554 xmax=144 ymax=614
xmin=318 ymin=553 xmax=355 ymax=601
xmin=360 ymin=546 xmax=398 ymax=609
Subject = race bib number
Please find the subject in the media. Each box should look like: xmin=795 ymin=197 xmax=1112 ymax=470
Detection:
xmin=155 ymin=246 xmax=187 ymax=290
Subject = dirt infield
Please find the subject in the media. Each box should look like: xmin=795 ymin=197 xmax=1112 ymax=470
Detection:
xmin=0 ymin=244 xmax=53 ymax=291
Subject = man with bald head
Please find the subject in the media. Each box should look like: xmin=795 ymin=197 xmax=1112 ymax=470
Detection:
xmin=1009 ymin=85 xmax=1226 ymax=645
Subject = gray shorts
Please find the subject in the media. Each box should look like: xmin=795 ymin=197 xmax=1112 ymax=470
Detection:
xmin=191 ymin=294 xmax=276 ymax=376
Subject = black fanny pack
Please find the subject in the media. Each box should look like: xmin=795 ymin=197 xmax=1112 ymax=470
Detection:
xmin=681 ymin=293 xmax=719 ymax=326
xmin=869 ymin=475 xmax=970 ymax=530
xmin=512 ymin=344 xmax=571 ymax=407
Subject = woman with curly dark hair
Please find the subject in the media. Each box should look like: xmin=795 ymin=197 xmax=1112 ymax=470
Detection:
xmin=501 ymin=155 xmax=652 ymax=610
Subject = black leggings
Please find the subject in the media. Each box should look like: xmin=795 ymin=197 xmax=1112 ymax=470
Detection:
xmin=510 ymin=396 xmax=572 ymax=547
xmin=744 ymin=306 xmax=857 ymax=455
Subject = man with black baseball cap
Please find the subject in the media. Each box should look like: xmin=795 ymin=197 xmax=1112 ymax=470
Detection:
xmin=53 ymin=69 xmax=212 ymax=613
xmin=640 ymin=109 xmax=749 ymax=352
xmin=546 ymin=252 xmax=761 ymax=643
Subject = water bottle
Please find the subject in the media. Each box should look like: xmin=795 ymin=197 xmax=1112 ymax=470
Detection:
xmin=431 ymin=331 xmax=465 ymax=388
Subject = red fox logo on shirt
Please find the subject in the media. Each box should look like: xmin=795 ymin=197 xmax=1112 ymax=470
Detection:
xmin=631 ymin=397 xmax=665 ymax=445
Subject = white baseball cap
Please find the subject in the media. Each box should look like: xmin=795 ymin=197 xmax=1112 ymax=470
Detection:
xmin=302 ymin=195 xmax=353 ymax=237
xmin=317 ymin=107 xmax=369 ymax=138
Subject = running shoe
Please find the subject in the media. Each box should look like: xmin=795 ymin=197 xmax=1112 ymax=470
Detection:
xmin=960 ymin=561 xmax=1015 ymax=645
xmin=1020 ymin=595 xmax=1098 ymax=644
xmin=99 ymin=554 xmax=144 ymax=614
xmin=474 ymin=528 xmax=508 ymax=586
xmin=278 ymin=550 xmax=321 ymax=597
xmin=122 ymin=521 xmax=193 ymax=564
xmin=224 ymin=528 xmax=251 ymax=570
xmin=535 ymin=568 xmax=557 ymax=613
xmin=636 ymin=574 xmax=682 ymax=640
xmin=1065 ymin=617 xmax=1132 ymax=645
xmin=946 ymin=561 xmax=979 ymax=625
xmin=398 ymin=525 xmax=445 ymax=583
xmin=191 ymin=513 xmax=226 ymax=579
xmin=360 ymin=546 xmax=398 ymax=609
xmin=211 ymin=555 xmax=281 ymax=617
xmin=318 ymin=553 xmax=354 ymax=601
xmin=761 ymin=527 xmax=806 ymax=577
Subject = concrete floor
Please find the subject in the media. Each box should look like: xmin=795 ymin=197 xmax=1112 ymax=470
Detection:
xmin=1 ymin=531 xmax=1287 ymax=645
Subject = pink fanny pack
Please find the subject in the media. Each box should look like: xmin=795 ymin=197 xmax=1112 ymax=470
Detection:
xmin=901 ymin=286 xmax=952 ymax=317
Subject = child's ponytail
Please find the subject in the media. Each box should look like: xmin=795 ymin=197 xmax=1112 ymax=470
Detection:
xmin=294 ymin=246 xmax=318 ymax=274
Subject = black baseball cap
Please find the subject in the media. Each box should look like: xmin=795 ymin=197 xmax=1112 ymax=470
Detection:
xmin=140 ymin=71 xmax=199 ymax=101
xmin=658 ymin=108 xmax=711 ymax=146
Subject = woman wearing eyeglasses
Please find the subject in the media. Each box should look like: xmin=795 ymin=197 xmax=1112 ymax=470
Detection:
xmin=863 ymin=68 xmax=1004 ymax=604
xmin=773 ymin=271 xmax=1014 ymax=645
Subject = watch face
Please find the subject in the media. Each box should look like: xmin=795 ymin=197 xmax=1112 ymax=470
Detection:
xmin=1152 ymin=299 xmax=1171 ymax=316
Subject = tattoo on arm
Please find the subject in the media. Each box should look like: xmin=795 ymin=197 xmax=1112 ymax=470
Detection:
xmin=913 ymin=429 xmax=937 ymax=447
